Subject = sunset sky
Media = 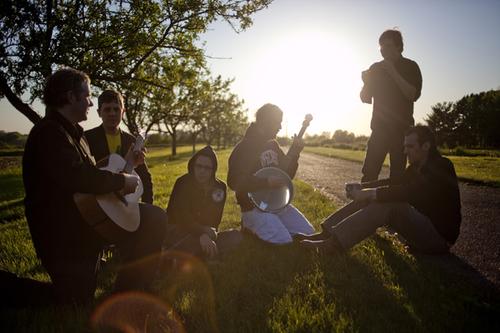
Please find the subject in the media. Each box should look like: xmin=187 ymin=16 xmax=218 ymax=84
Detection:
xmin=1 ymin=0 xmax=499 ymax=136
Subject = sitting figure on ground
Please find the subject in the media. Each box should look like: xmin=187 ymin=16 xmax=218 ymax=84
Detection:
xmin=227 ymin=103 xmax=315 ymax=244
xmin=299 ymin=125 xmax=461 ymax=255
xmin=23 ymin=68 xmax=168 ymax=305
xmin=165 ymin=146 xmax=239 ymax=260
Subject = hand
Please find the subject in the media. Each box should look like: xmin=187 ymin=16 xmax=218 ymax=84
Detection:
xmin=200 ymin=234 xmax=218 ymax=258
xmin=121 ymin=173 xmax=140 ymax=195
xmin=125 ymin=144 xmax=146 ymax=168
xmin=345 ymin=183 xmax=362 ymax=199
xmin=361 ymin=70 xmax=371 ymax=83
xmin=267 ymin=175 xmax=288 ymax=188
xmin=381 ymin=59 xmax=397 ymax=77
xmin=350 ymin=188 xmax=377 ymax=202
xmin=290 ymin=135 xmax=305 ymax=155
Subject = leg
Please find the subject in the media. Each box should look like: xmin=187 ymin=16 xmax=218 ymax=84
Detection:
xmin=115 ymin=203 xmax=168 ymax=291
xmin=331 ymin=202 xmax=448 ymax=253
xmin=361 ymin=130 xmax=389 ymax=182
xmin=388 ymin=132 xmax=406 ymax=180
xmin=242 ymin=208 xmax=293 ymax=244
xmin=321 ymin=201 xmax=369 ymax=231
xmin=276 ymin=204 xmax=315 ymax=236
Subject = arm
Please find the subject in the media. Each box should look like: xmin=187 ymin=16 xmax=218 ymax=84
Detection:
xmin=41 ymin=124 xmax=124 ymax=194
xmin=227 ymin=144 xmax=268 ymax=192
xmin=135 ymin=163 xmax=154 ymax=204
xmin=360 ymin=69 xmax=373 ymax=104
xmin=382 ymin=60 xmax=422 ymax=102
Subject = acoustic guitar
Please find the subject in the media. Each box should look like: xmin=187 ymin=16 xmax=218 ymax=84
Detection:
xmin=74 ymin=135 xmax=144 ymax=240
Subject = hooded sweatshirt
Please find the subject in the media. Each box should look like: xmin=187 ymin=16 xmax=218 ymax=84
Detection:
xmin=166 ymin=146 xmax=227 ymax=236
xmin=227 ymin=122 xmax=299 ymax=212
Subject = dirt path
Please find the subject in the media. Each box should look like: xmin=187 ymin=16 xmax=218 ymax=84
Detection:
xmin=296 ymin=152 xmax=500 ymax=290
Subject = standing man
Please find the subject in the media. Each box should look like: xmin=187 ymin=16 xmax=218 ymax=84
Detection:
xmin=360 ymin=29 xmax=423 ymax=182
xmin=228 ymin=103 xmax=315 ymax=244
xmin=23 ymin=68 xmax=167 ymax=305
xmin=85 ymin=89 xmax=153 ymax=204
xmin=300 ymin=126 xmax=461 ymax=255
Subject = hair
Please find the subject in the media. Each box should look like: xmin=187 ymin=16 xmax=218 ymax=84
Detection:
xmin=98 ymin=89 xmax=124 ymax=110
xmin=43 ymin=68 xmax=90 ymax=109
xmin=405 ymin=125 xmax=440 ymax=155
xmin=255 ymin=103 xmax=283 ymax=124
xmin=379 ymin=29 xmax=404 ymax=52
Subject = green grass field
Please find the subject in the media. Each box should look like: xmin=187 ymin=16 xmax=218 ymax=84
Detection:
xmin=1 ymin=147 xmax=499 ymax=332
xmin=304 ymin=146 xmax=500 ymax=187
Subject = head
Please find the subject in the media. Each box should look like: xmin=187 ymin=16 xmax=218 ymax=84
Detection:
xmin=97 ymin=90 xmax=125 ymax=131
xmin=255 ymin=103 xmax=283 ymax=140
xmin=188 ymin=146 xmax=218 ymax=186
xmin=379 ymin=29 xmax=403 ymax=61
xmin=43 ymin=68 xmax=93 ymax=123
xmin=404 ymin=125 xmax=439 ymax=165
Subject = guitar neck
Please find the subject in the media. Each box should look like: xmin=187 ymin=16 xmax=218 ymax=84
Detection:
xmin=297 ymin=124 xmax=308 ymax=140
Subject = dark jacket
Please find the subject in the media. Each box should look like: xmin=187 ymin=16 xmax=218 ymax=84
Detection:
xmin=227 ymin=123 xmax=299 ymax=212
xmin=166 ymin=146 xmax=226 ymax=236
xmin=85 ymin=125 xmax=153 ymax=204
xmin=361 ymin=56 xmax=423 ymax=133
xmin=363 ymin=153 xmax=461 ymax=244
xmin=23 ymin=112 xmax=125 ymax=263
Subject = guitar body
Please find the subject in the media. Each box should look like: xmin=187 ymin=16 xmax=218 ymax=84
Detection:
xmin=74 ymin=153 xmax=143 ymax=239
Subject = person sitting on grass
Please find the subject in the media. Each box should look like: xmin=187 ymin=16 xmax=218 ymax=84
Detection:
xmin=165 ymin=146 xmax=240 ymax=260
xmin=299 ymin=125 xmax=461 ymax=255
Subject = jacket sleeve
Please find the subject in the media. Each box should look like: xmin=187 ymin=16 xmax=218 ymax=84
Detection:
xmin=40 ymin=124 xmax=125 ymax=194
xmin=135 ymin=163 xmax=154 ymax=204
xmin=409 ymin=61 xmax=423 ymax=101
xmin=227 ymin=144 xmax=268 ymax=192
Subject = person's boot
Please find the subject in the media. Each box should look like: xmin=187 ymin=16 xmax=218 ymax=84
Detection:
xmin=292 ymin=230 xmax=330 ymax=242
xmin=299 ymin=236 xmax=343 ymax=255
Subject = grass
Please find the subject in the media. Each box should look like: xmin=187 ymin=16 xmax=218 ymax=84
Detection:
xmin=1 ymin=148 xmax=499 ymax=332
xmin=304 ymin=146 xmax=500 ymax=187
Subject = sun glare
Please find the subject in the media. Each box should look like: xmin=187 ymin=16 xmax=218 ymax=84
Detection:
xmin=246 ymin=30 xmax=364 ymax=136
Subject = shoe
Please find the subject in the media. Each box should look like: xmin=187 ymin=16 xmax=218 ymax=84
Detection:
xmin=299 ymin=237 xmax=339 ymax=254
xmin=292 ymin=231 xmax=330 ymax=242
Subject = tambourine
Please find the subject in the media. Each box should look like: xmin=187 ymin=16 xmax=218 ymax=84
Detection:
xmin=247 ymin=167 xmax=294 ymax=213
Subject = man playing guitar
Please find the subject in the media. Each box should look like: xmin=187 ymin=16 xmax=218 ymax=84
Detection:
xmin=85 ymin=89 xmax=153 ymax=204
xmin=22 ymin=68 xmax=167 ymax=305
xmin=227 ymin=103 xmax=314 ymax=244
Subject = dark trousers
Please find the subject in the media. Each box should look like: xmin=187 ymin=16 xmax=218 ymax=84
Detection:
xmin=42 ymin=203 xmax=167 ymax=305
xmin=361 ymin=129 xmax=406 ymax=182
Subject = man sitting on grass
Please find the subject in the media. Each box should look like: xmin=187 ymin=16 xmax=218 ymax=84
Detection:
xmin=299 ymin=125 xmax=461 ymax=254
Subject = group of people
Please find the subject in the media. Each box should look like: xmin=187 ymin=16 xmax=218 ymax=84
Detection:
xmin=16 ymin=29 xmax=461 ymax=306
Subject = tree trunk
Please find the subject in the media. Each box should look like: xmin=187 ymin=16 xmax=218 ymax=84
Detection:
xmin=192 ymin=133 xmax=197 ymax=154
xmin=171 ymin=128 xmax=177 ymax=156
xmin=0 ymin=74 xmax=42 ymax=124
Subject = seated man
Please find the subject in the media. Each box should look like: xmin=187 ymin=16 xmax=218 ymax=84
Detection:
xmin=300 ymin=125 xmax=461 ymax=254
xmin=85 ymin=89 xmax=153 ymax=204
xmin=165 ymin=146 xmax=233 ymax=259
xmin=227 ymin=103 xmax=314 ymax=244
xmin=23 ymin=68 xmax=167 ymax=305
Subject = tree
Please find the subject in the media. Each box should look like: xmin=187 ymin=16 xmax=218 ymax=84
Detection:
xmin=0 ymin=0 xmax=273 ymax=124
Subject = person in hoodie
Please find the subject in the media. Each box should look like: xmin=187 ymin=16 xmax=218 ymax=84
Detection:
xmin=227 ymin=103 xmax=315 ymax=244
xmin=165 ymin=146 xmax=228 ymax=259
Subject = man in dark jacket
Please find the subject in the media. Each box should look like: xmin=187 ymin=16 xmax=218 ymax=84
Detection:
xmin=165 ymin=146 xmax=228 ymax=259
xmin=227 ymin=104 xmax=314 ymax=244
xmin=360 ymin=29 xmax=423 ymax=182
xmin=23 ymin=68 xmax=167 ymax=305
xmin=85 ymin=89 xmax=153 ymax=204
xmin=300 ymin=125 xmax=461 ymax=254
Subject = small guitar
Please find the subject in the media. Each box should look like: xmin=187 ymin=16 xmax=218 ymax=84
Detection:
xmin=248 ymin=114 xmax=313 ymax=212
xmin=74 ymin=135 xmax=145 ymax=240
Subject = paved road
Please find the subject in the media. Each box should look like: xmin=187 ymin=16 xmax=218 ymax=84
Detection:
xmin=296 ymin=152 xmax=500 ymax=289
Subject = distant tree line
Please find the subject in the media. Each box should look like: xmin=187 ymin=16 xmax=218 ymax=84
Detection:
xmin=426 ymin=90 xmax=500 ymax=148
xmin=0 ymin=0 xmax=273 ymax=155
xmin=0 ymin=130 xmax=27 ymax=149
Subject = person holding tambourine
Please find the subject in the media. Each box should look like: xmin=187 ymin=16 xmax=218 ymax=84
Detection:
xmin=227 ymin=103 xmax=315 ymax=244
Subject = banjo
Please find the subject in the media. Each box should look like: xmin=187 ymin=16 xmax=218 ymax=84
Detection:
xmin=74 ymin=135 xmax=145 ymax=240
xmin=248 ymin=114 xmax=313 ymax=213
